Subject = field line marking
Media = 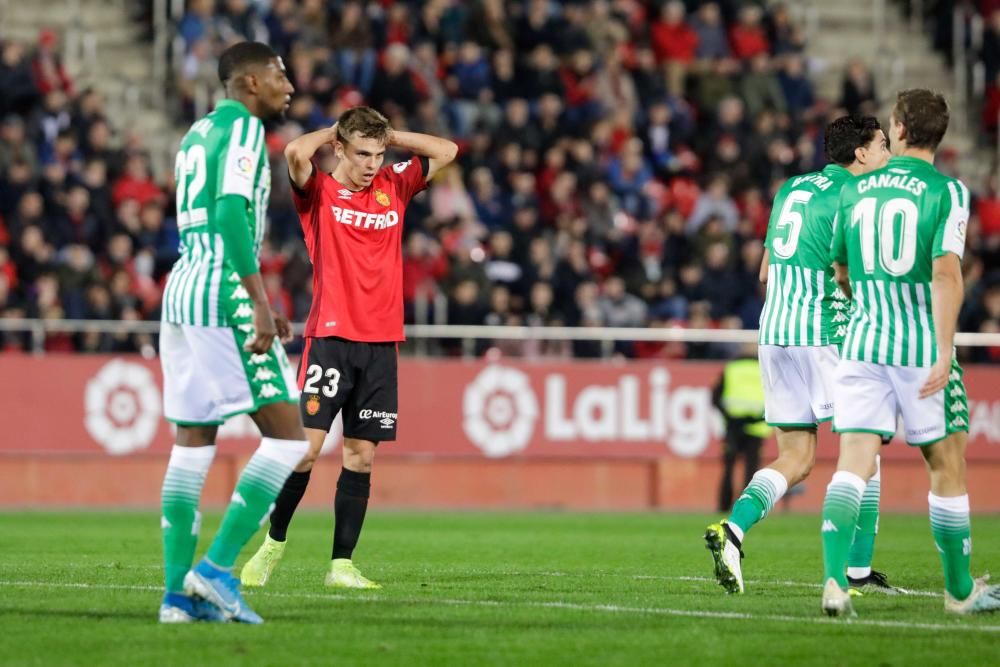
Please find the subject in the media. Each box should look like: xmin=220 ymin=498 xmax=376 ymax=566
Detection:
xmin=0 ymin=579 xmax=994 ymax=634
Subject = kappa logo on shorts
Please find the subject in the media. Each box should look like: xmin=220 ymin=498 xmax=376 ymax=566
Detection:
xmin=258 ymin=383 xmax=280 ymax=399
xmin=306 ymin=394 xmax=321 ymax=416
xmin=253 ymin=368 xmax=276 ymax=382
xmin=951 ymin=416 xmax=968 ymax=428
xmin=949 ymin=386 xmax=964 ymax=398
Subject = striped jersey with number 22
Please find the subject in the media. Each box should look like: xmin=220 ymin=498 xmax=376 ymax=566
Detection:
xmin=161 ymin=99 xmax=270 ymax=327
xmin=758 ymin=163 xmax=852 ymax=347
xmin=831 ymin=156 xmax=969 ymax=368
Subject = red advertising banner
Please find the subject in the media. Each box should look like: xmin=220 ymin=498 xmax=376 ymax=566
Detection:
xmin=1 ymin=355 xmax=999 ymax=461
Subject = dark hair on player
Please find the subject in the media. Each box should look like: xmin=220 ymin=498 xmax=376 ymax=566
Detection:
xmin=824 ymin=115 xmax=882 ymax=166
xmin=892 ymin=88 xmax=949 ymax=151
xmin=336 ymin=106 xmax=392 ymax=146
xmin=218 ymin=41 xmax=278 ymax=85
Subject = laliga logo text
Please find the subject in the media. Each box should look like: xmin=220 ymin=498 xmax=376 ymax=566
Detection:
xmin=463 ymin=366 xmax=716 ymax=458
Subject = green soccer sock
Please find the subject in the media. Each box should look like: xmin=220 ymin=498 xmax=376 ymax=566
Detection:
xmin=206 ymin=437 xmax=308 ymax=569
xmin=848 ymin=455 xmax=881 ymax=577
xmin=821 ymin=471 xmax=867 ymax=589
xmin=727 ymin=468 xmax=789 ymax=540
xmin=929 ymin=493 xmax=975 ymax=600
xmin=161 ymin=445 xmax=216 ymax=592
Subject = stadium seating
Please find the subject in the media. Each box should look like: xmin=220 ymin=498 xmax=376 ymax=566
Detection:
xmin=0 ymin=0 xmax=996 ymax=360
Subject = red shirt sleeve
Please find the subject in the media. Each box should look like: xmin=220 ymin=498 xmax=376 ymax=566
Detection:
xmin=384 ymin=156 xmax=429 ymax=206
xmin=290 ymin=162 xmax=320 ymax=215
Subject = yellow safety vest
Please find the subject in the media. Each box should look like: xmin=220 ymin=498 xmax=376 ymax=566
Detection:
xmin=721 ymin=358 xmax=772 ymax=439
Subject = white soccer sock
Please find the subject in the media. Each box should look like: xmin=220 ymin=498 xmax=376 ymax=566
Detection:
xmin=256 ymin=437 xmax=309 ymax=468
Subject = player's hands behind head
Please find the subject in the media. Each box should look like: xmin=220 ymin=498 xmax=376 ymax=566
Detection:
xmin=245 ymin=302 xmax=278 ymax=355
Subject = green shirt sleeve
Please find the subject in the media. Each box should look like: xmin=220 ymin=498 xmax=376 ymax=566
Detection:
xmin=217 ymin=116 xmax=265 ymax=202
xmin=830 ymin=204 xmax=847 ymax=266
xmin=932 ymin=178 xmax=970 ymax=260
xmin=216 ymin=194 xmax=259 ymax=277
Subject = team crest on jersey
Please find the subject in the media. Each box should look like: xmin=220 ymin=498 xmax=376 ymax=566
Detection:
xmin=306 ymin=394 xmax=321 ymax=416
xmin=374 ymin=189 xmax=390 ymax=207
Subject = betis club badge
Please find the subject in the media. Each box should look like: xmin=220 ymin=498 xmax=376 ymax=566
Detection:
xmin=306 ymin=394 xmax=321 ymax=416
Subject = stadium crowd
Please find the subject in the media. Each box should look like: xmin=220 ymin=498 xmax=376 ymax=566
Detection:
xmin=0 ymin=0 xmax=998 ymax=362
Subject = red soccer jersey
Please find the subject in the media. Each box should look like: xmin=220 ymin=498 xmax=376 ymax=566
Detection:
xmin=293 ymin=156 xmax=428 ymax=342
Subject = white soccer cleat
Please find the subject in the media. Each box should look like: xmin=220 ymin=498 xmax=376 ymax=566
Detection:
xmin=240 ymin=534 xmax=286 ymax=587
xmin=822 ymin=578 xmax=856 ymax=618
xmin=945 ymin=576 xmax=1000 ymax=614
xmin=325 ymin=558 xmax=382 ymax=590
xmin=704 ymin=522 xmax=744 ymax=594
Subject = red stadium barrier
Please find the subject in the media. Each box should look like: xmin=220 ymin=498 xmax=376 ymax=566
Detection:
xmin=1 ymin=355 xmax=999 ymax=510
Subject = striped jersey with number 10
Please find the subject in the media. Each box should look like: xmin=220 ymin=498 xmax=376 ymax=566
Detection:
xmin=161 ymin=99 xmax=270 ymax=327
xmin=758 ymin=163 xmax=852 ymax=347
xmin=831 ymin=156 xmax=969 ymax=368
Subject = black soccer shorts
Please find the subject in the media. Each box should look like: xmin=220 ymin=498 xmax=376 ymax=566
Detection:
xmin=297 ymin=336 xmax=398 ymax=441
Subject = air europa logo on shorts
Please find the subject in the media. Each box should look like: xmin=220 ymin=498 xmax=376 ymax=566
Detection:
xmin=331 ymin=206 xmax=399 ymax=230
xmin=359 ymin=409 xmax=397 ymax=421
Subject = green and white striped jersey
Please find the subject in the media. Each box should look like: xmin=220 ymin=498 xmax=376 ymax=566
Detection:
xmin=831 ymin=156 xmax=970 ymax=367
xmin=758 ymin=164 xmax=852 ymax=346
xmin=161 ymin=99 xmax=271 ymax=327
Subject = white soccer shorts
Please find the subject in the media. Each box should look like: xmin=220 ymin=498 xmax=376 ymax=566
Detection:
xmin=833 ymin=359 xmax=968 ymax=446
xmin=160 ymin=322 xmax=299 ymax=425
xmin=759 ymin=344 xmax=838 ymax=428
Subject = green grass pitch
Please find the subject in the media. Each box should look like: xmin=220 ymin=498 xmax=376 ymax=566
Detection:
xmin=2 ymin=511 xmax=999 ymax=666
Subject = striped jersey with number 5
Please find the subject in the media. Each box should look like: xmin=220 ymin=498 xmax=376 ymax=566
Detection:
xmin=758 ymin=163 xmax=852 ymax=347
xmin=161 ymin=100 xmax=271 ymax=327
xmin=831 ymin=156 xmax=969 ymax=367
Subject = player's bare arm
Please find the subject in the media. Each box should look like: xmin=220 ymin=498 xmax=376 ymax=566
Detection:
xmin=920 ymin=252 xmax=963 ymax=398
xmin=832 ymin=262 xmax=852 ymax=300
xmin=387 ymin=130 xmax=458 ymax=179
xmin=284 ymin=125 xmax=339 ymax=187
xmin=758 ymin=248 xmax=769 ymax=283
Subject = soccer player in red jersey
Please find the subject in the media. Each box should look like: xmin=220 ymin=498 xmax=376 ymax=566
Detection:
xmin=241 ymin=107 xmax=457 ymax=589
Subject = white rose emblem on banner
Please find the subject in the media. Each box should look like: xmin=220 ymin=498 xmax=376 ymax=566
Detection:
xmin=463 ymin=365 xmax=538 ymax=458
xmin=84 ymin=359 xmax=161 ymax=455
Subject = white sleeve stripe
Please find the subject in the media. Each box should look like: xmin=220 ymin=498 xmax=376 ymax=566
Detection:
xmin=229 ymin=118 xmax=245 ymax=155
xmin=251 ymin=123 xmax=263 ymax=153
xmin=243 ymin=117 xmax=260 ymax=150
xmin=942 ymin=181 xmax=968 ymax=259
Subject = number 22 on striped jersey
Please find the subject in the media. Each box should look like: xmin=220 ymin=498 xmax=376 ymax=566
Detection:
xmin=771 ymin=190 xmax=813 ymax=259
xmin=174 ymin=144 xmax=208 ymax=230
xmin=851 ymin=197 xmax=918 ymax=276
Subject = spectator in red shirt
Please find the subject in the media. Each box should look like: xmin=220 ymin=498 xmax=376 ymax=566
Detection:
xmin=650 ymin=1 xmax=699 ymax=95
xmin=729 ymin=6 xmax=770 ymax=60
xmin=31 ymin=30 xmax=74 ymax=97
xmin=112 ymin=154 xmax=164 ymax=208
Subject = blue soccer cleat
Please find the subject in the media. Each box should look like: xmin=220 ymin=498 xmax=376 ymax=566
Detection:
xmin=158 ymin=591 xmax=229 ymax=623
xmin=183 ymin=559 xmax=264 ymax=624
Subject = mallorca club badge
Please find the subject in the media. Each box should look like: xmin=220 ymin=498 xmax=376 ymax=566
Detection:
xmin=374 ymin=189 xmax=390 ymax=207
xmin=306 ymin=394 xmax=321 ymax=416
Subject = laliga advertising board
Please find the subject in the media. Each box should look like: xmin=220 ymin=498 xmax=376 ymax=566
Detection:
xmin=0 ymin=356 xmax=999 ymax=460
